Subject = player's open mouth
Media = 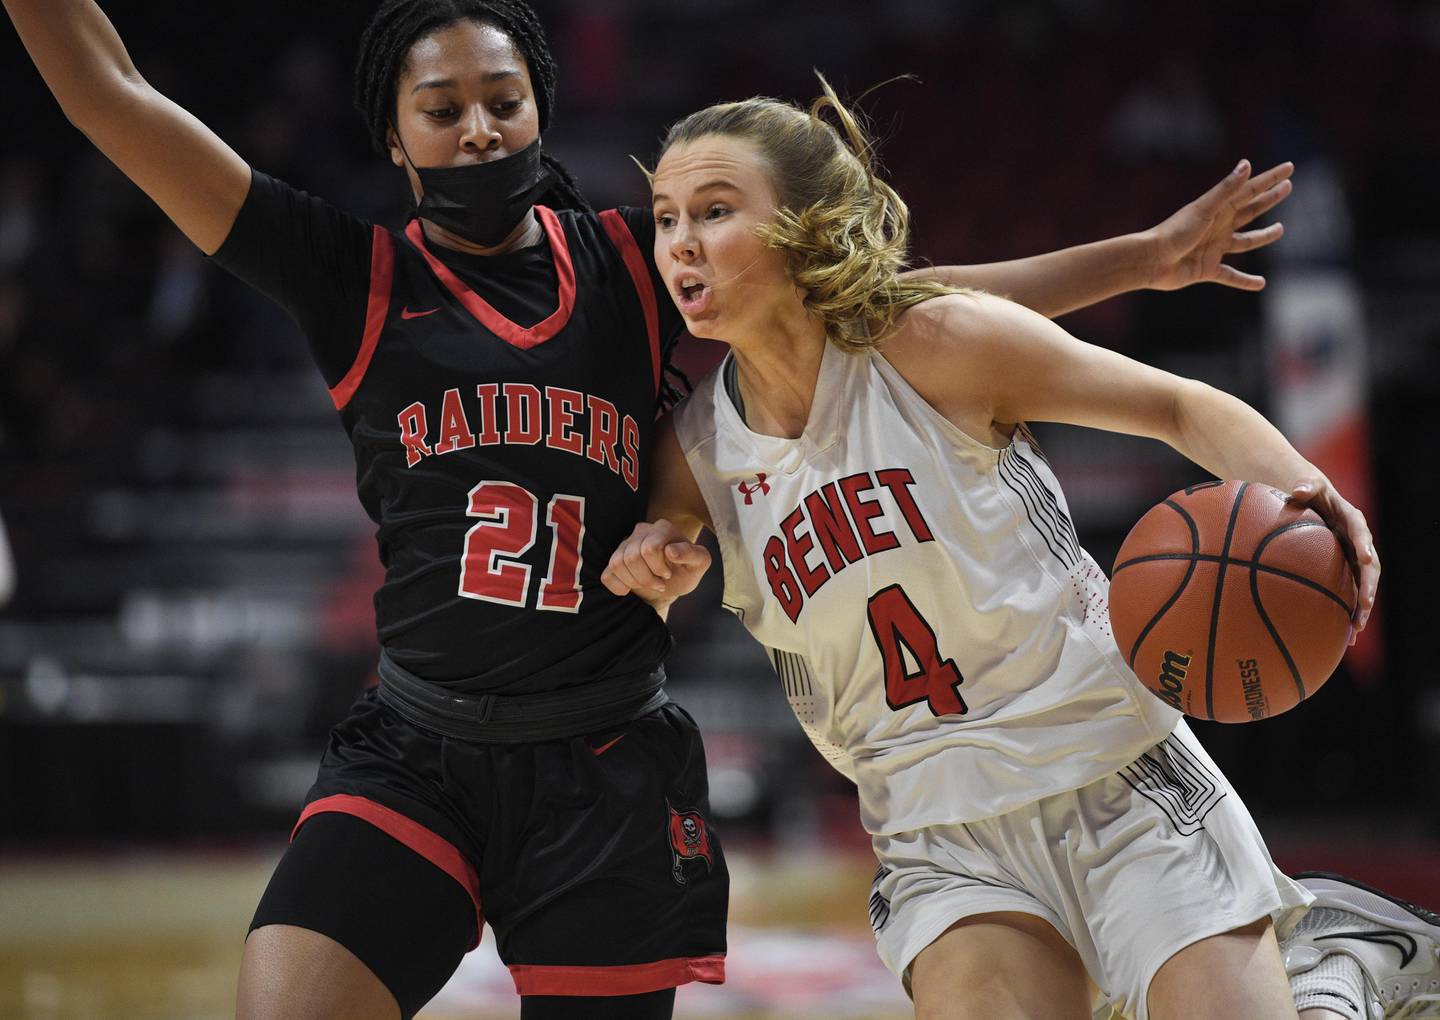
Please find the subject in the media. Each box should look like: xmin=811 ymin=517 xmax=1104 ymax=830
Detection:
xmin=676 ymin=276 xmax=711 ymax=314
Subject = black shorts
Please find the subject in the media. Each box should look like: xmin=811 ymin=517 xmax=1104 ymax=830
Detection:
xmin=251 ymin=687 xmax=727 ymax=1009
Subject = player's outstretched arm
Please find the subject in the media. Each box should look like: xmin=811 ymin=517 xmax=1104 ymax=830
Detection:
xmin=903 ymin=159 xmax=1293 ymax=319
xmin=4 ymin=0 xmax=251 ymax=255
xmin=601 ymin=417 xmax=714 ymax=619
xmin=884 ymin=292 xmax=1379 ymax=637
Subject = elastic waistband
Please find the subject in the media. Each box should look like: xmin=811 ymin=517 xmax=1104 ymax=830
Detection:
xmin=375 ymin=650 xmax=669 ymax=743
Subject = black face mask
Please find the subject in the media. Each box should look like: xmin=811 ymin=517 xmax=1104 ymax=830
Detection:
xmin=403 ymin=137 xmax=554 ymax=247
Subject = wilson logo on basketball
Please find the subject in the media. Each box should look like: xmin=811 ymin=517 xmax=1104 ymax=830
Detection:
xmin=666 ymin=802 xmax=713 ymax=886
xmin=1155 ymin=651 xmax=1191 ymax=711
xmin=737 ymin=473 xmax=770 ymax=505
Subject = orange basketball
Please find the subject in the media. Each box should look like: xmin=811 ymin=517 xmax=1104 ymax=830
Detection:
xmin=1109 ymin=480 xmax=1357 ymax=723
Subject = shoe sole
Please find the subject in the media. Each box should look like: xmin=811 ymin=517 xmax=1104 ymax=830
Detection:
xmin=1296 ymin=870 xmax=1440 ymax=942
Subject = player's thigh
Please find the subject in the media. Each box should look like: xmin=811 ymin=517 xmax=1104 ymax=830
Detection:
xmin=239 ymin=924 xmax=398 ymax=1020
xmin=910 ymin=910 xmax=1092 ymax=1020
xmin=1146 ymin=916 xmax=1296 ymax=1020
xmin=237 ymin=811 xmax=477 ymax=1020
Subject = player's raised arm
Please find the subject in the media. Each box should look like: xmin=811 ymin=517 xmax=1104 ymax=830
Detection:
xmin=903 ymin=159 xmax=1293 ymax=319
xmin=4 ymin=0 xmax=251 ymax=255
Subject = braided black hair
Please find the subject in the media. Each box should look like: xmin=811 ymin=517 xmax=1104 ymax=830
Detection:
xmin=354 ymin=0 xmax=589 ymax=212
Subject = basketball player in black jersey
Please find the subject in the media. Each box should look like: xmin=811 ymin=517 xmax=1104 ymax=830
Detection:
xmin=4 ymin=1 xmax=1313 ymax=1017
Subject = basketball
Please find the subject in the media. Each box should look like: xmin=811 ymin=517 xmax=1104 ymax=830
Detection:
xmin=1109 ymin=480 xmax=1357 ymax=723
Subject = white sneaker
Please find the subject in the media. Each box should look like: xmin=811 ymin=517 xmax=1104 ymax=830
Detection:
xmin=1284 ymin=871 xmax=1440 ymax=1019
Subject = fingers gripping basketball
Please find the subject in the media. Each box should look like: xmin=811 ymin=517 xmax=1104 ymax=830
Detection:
xmin=1109 ymin=480 xmax=1357 ymax=723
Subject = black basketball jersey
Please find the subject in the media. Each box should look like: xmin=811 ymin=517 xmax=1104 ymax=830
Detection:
xmin=338 ymin=207 xmax=674 ymax=690
xmin=213 ymin=174 xmax=675 ymax=694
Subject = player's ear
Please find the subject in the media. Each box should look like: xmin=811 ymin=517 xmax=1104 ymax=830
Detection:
xmin=386 ymin=124 xmax=406 ymax=169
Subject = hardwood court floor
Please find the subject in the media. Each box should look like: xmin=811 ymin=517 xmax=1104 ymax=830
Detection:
xmin=0 ymin=844 xmax=910 ymax=1020
xmin=5 ymin=831 xmax=1437 ymax=1019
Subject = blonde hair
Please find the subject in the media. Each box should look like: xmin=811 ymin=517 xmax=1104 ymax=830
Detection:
xmin=656 ymin=74 xmax=960 ymax=352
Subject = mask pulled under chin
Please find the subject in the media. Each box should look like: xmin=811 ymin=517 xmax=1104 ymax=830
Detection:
xmin=412 ymin=138 xmax=555 ymax=248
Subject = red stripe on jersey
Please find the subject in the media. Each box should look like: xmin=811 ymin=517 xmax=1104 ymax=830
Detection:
xmin=598 ymin=209 xmax=662 ymax=397
xmin=508 ymin=954 xmax=725 ymax=996
xmin=292 ymin=793 xmax=484 ymax=949
xmin=329 ymin=226 xmax=395 ymax=410
xmin=404 ymin=206 xmax=576 ymax=350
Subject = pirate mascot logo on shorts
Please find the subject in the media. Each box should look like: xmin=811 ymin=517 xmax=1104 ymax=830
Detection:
xmin=666 ymin=801 xmax=713 ymax=886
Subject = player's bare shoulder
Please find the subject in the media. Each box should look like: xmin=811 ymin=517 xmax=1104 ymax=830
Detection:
xmin=884 ymin=290 xmax=1029 ymax=369
xmin=880 ymin=290 xmax=1024 ymax=440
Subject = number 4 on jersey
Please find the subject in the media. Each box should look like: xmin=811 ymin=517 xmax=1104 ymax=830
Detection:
xmin=866 ymin=584 xmax=968 ymax=716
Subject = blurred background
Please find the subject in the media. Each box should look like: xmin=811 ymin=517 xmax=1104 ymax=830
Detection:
xmin=1 ymin=0 xmax=1437 ymax=1017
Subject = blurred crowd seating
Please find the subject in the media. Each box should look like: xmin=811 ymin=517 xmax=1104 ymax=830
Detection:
xmin=1 ymin=0 xmax=1437 ymax=843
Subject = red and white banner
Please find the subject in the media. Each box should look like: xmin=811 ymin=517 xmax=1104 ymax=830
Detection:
xmin=1264 ymin=269 xmax=1382 ymax=682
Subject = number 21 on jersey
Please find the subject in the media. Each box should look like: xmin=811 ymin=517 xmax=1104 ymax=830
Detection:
xmin=458 ymin=480 xmax=585 ymax=612
xmin=867 ymin=583 xmax=968 ymax=716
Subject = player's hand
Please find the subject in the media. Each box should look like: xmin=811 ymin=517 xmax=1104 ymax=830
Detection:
xmin=1144 ymin=159 xmax=1294 ymax=293
xmin=1287 ymin=478 xmax=1379 ymax=644
xmin=601 ymin=519 xmax=712 ymax=607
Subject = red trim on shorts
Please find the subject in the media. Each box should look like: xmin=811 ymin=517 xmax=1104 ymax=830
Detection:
xmin=597 ymin=208 xmax=662 ymax=397
xmin=293 ymin=793 xmax=483 ymax=950
xmin=404 ymin=206 xmax=576 ymax=350
xmin=508 ymin=954 xmax=725 ymax=996
xmin=329 ymin=226 xmax=395 ymax=411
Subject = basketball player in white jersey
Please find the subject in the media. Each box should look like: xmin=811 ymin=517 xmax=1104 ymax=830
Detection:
xmin=601 ymin=81 xmax=1439 ymax=1020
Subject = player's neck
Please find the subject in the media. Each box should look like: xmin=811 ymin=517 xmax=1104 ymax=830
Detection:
xmin=729 ymin=332 xmax=826 ymax=440
xmin=421 ymin=209 xmax=544 ymax=257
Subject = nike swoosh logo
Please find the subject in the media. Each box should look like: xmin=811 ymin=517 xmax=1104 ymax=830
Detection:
xmin=1316 ymin=929 xmax=1418 ymax=967
xmin=401 ymin=306 xmax=440 ymax=320
xmin=1314 ymin=991 xmax=1358 ymax=1011
xmin=590 ymin=734 xmax=626 ymax=756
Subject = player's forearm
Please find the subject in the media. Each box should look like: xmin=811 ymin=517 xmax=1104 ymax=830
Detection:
xmin=906 ymin=232 xmax=1157 ymax=319
xmin=1169 ymin=379 xmax=1320 ymax=492
xmin=4 ymin=0 xmax=144 ymax=125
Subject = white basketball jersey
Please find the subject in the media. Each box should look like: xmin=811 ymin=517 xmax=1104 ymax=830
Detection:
xmin=672 ymin=342 xmax=1179 ymax=834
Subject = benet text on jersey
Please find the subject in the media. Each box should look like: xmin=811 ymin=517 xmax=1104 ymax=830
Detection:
xmin=761 ymin=467 xmax=935 ymax=622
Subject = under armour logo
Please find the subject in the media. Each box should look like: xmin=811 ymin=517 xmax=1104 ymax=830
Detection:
xmin=737 ymin=473 xmax=770 ymax=505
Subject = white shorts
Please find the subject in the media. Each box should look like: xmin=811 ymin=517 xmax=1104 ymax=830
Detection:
xmin=869 ymin=720 xmax=1312 ymax=1020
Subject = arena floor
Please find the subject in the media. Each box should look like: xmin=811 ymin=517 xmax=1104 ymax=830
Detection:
xmin=0 ymin=844 xmax=910 ymax=1020
xmin=3 ymin=832 xmax=1437 ymax=1019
